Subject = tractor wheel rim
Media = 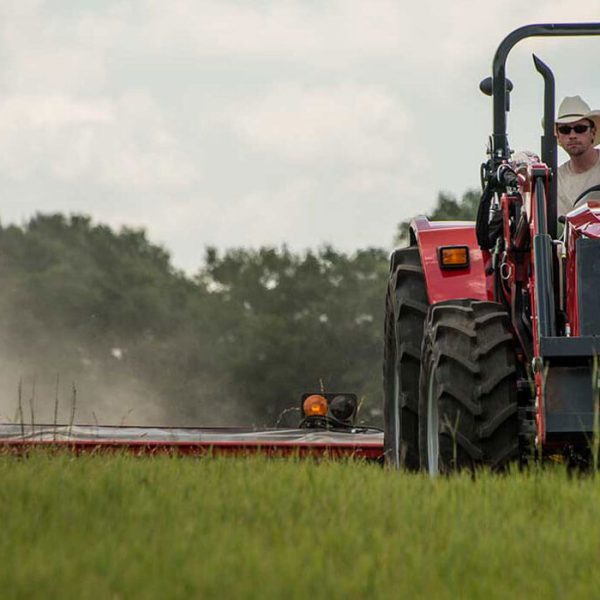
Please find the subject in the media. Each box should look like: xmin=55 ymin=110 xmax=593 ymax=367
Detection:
xmin=427 ymin=371 xmax=439 ymax=476
xmin=393 ymin=367 xmax=401 ymax=467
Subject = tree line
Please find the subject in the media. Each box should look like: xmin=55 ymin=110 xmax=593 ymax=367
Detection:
xmin=0 ymin=190 xmax=477 ymax=427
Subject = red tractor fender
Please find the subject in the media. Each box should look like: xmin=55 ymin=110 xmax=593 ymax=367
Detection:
xmin=408 ymin=216 xmax=493 ymax=304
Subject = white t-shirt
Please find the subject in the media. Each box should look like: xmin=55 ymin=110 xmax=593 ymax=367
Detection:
xmin=557 ymin=150 xmax=600 ymax=215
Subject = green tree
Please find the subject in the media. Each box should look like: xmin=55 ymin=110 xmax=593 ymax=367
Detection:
xmin=0 ymin=214 xmax=208 ymax=425
xmin=394 ymin=188 xmax=480 ymax=245
xmin=0 ymin=215 xmax=391 ymax=427
xmin=198 ymin=246 xmax=389 ymax=424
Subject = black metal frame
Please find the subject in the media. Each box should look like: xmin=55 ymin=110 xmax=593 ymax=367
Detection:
xmin=540 ymin=336 xmax=600 ymax=358
xmin=532 ymin=55 xmax=557 ymax=237
xmin=532 ymin=173 xmax=556 ymax=337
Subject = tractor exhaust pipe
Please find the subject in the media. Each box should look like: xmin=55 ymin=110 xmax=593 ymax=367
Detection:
xmin=532 ymin=54 xmax=557 ymax=239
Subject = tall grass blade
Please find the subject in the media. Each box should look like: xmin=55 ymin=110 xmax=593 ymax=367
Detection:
xmin=18 ymin=378 xmax=24 ymax=440
xmin=29 ymin=377 xmax=36 ymax=435
xmin=68 ymin=383 xmax=77 ymax=438
xmin=53 ymin=374 xmax=60 ymax=442
xmin=592 ymin=354 xmax=599 ymax=474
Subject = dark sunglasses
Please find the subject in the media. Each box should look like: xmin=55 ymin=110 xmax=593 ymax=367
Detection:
xmin=557 ymin=123 xmax=593 ymax=135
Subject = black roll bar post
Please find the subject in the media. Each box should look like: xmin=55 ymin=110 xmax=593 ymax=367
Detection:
xmin=532 ymin=54 xmax=557 ymax=238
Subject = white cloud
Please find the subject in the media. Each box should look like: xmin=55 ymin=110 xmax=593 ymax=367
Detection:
xmin=220 ymin=179 xmax=319 ymax=248
xmin=1 ymin=0 xmax=600 ymax=272
xmin=3 ymin=1 xmax=600 ymax=91
xmin=97 ymin=1 xmax=600 ymax=73
xmin=0 ymin=92 xmax=198 ymax=189
xmin=163 ymin=169 xmax=428 ymax=253
xmin=137 ymin=0 xmax=407 ymax=66
xmin=229 ymin=84 xmax=413 ymax=167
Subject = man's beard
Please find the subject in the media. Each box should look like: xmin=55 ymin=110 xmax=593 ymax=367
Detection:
xmin=566 ymin=143 xmax=586 ymax=157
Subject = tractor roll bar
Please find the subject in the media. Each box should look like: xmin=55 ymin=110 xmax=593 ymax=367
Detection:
xmin=492 ymin=23 xmax=600 ymax=161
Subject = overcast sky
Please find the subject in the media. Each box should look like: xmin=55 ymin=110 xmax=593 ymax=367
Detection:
xmin=1 ymin=1 xmax=600 ymax=272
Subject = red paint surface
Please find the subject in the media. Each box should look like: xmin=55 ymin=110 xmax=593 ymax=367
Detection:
xmin=566 ymin=201 xmax=600 ymax=336
xmin=0 ymin=439 xmax=384 ymax=460
xmin=411 ymin=217 xmax=491 ymax=304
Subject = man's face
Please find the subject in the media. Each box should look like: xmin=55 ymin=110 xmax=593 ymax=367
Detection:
xmin=556 ymin=118 xmax=596 ymax=157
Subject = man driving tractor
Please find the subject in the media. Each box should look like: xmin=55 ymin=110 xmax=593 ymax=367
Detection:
xmin=555 ymin=95 xmax=600 ymax=214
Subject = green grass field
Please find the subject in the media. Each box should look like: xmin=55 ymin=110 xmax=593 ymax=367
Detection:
xmin=1 ymin=452 xmax=600 ymax=599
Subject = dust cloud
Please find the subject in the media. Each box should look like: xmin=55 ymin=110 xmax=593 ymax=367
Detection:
xmin=0 ymin=335 xmax=260 ymax=428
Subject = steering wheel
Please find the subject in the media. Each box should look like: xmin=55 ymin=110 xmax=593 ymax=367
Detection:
xmin=574 ymin=184 xmax=600 ymax=207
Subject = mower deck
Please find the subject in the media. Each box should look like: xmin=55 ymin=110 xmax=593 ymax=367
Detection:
xmin=0 ymin=423 xmax=384 ymax=460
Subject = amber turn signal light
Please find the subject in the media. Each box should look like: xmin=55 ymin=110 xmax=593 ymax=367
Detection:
xmin=438 ymin=245 xmax=469 ymax=269
xmin=302 ymin=394 xmax=328 ymax=417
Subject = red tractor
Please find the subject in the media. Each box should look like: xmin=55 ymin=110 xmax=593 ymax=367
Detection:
xmin=383 ymin=23 xmax=600 ymax=473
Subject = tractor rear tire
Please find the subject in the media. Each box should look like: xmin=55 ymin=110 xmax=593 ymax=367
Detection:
xmin=383 ymin=247 xmax=428 ymax=469
xmin=419 ymin=299 xmax=519 ymax=475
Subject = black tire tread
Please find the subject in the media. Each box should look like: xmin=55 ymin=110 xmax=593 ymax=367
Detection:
xmin=478 ymin=402 xmax=518 ymax=438
xmin=383 ymin=246 xmax=428 ymax=469
xmin=436 ymin=350 xmax=480 ymax=375
xmin=473 ymin=333 xmax=514 ymax=358
xmin=437 ymin=382 xmax=482 ymax=415
xmin=419 ymin=299 xmax=519 ymax=472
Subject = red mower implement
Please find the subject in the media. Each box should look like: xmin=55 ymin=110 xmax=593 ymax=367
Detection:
xmin=0 ymin=392 xmax=384 ymax=460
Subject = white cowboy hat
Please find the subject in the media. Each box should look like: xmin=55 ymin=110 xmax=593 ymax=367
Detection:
xmin=555 ymin=95 xmax=600 ymax=147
